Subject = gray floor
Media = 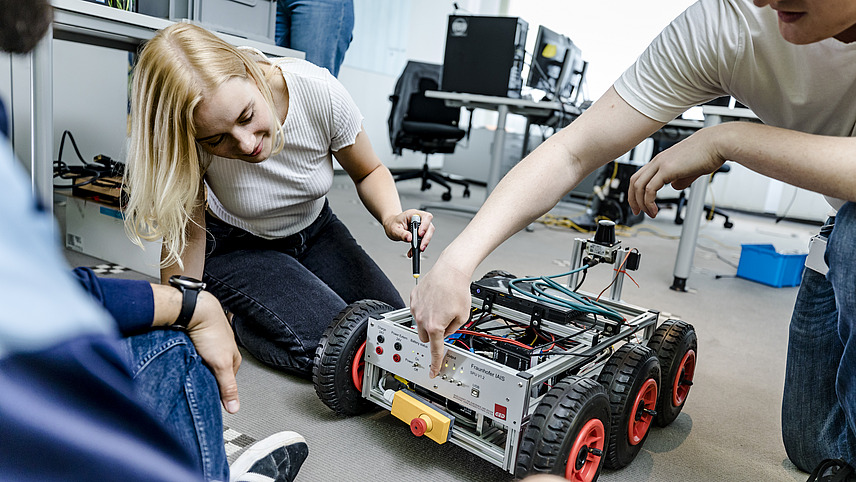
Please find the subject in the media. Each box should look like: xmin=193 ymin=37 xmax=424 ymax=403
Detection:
xmin=66 ymin=174 xmax=820 ymax=481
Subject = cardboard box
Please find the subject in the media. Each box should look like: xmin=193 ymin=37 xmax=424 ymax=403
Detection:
xmin=736 ymin=244 xmax=807 ymax=288
xmin=61 ymin=194 xmax=161 ymax=278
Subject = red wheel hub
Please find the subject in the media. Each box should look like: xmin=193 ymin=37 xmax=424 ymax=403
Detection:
xmin=565 ymin=418 xmax=605 ymax=482
xmin=351 ymin=341 xmax=366 ymax=392
xmin=629 ymin=378 xmax=657 ymax=445
xmin=672 ymin=349 xmax=696 ymax=407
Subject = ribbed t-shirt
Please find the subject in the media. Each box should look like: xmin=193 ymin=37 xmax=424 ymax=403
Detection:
xmin=613 ymin=0 xmax=856 ymax=211
xmin=205 ymin=50 xmax=363 ymax=238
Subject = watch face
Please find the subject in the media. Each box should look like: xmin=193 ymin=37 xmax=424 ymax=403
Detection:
xmin=170 ymin=275 xmax=207 ymax=291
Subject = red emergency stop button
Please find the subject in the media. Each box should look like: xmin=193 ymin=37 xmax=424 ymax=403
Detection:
xmin=410 ymin=415 xmax=431 ymax=437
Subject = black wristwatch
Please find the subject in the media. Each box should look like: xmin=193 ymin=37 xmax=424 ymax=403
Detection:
xmin=168 ymin=275 xmax=207 ymax=330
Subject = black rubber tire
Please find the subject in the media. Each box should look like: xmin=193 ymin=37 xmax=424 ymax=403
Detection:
xmin=479 ymin=269 xmax=517 ymax=280
xmin=441 ymin=191 xmax=452 ymax=201
xmin=515 ymin=376 xmax=611 ymax=481
xmin=313 ymin=300 xmax=393 ymax=416
xmin=647 ymin=319 xmax=697 ymax=427
xmin=596 ymin=343 xmax=661 ymax=469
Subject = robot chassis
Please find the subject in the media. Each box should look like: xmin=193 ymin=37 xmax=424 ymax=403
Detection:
xmin=314 ymin=223 xmax=698 ymax=481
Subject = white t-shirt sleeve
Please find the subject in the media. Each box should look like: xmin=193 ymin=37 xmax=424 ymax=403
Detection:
xmin=327 ymin=71 xmax=364 ymax=152
xmin=613 ymin=0 xmax=743 ymax=122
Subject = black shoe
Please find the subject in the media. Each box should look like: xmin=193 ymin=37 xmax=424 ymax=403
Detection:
xmin=230 ymin=431 xmax=309 ymax=482
xmin=807 ymin=459 xmax=856 ymax=482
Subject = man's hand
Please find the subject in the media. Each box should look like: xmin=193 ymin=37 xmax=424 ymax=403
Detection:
xmin=628 ymin=125 xmax=727 ymax=217
xmin=410 ymin=258 xmax=472 ymax=378
xmin=184 ymin=291 xmax=242 ymax=414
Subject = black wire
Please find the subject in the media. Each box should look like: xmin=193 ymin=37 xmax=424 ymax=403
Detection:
xmin=53 ymin=130 xmax=125 ymax=190
xmin=573 ymin=269 xmax=587 ymax=291
xmin=775 ymin=188 xmax=799 ymax=223
xmin=696 ymin=243 xmax=739 ymax=269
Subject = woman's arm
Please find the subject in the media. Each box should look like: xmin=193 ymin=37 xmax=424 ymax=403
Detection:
xmin=160 ymin=198 xmax=208 ymax=283
xmin=334 ymin=128 xmax=435 ymax=250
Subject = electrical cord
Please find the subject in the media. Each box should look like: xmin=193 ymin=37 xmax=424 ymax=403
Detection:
xmin=507 ymin=267 xmax=625 ymax=322
xmin=53 ymin=130 xmax=125 ymax=190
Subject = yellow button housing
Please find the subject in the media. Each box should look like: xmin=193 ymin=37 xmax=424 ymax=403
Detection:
xmin=390 ymin=390 xmax=452 ymax=444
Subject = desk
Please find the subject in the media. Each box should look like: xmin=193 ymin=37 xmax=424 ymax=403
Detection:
xmin=423 ymin=90 xmax=581 ymax=214
xmin=16 ymin=0 xmax=302 ymax=213
xmin=670 ymin=106 xmax=758 ymax=291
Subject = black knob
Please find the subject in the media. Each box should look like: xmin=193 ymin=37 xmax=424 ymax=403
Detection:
xmin=593 ymin=220 xmax=616 ymax=246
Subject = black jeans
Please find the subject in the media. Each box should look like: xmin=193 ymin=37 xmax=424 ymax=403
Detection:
xmin=203 ymin=200 xmax=404 ymax=377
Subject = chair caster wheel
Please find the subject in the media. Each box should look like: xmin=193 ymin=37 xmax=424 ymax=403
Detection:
xmin=463 ymin=189 xmax=471 ymax=198
xmin=724 ymin=221 xmax=734 ymax=229
xmin=442 ymin=192 xmax=452 ymax=202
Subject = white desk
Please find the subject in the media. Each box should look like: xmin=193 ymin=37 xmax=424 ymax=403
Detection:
xmin=670 ymin=105 xmax=758 ymax=291
xmin=423 ymin=90 xmax=581 ymax=214
xmin=16 ymin=0 xmax=302 ymax=213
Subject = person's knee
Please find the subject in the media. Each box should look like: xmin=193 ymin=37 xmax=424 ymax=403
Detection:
xmin=782 ymin=426 xmax=816 ymax=472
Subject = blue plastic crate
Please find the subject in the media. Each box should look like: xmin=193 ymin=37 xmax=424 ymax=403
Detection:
xmin=736 ymin=244 xmax=808 ymax=288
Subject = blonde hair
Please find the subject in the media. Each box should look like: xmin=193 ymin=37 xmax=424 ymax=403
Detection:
xmin=123 ymin=21 xmax=285 ymax=269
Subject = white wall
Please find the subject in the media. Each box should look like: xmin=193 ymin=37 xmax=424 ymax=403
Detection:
xmin=0 ymin=40 xmax=129 ymax=168
xmin=506 ymin=0 xmax=696 ymax=100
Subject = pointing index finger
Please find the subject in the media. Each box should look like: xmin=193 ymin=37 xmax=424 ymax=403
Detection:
xmin=428 ymin=334 xmax=446 ymax=378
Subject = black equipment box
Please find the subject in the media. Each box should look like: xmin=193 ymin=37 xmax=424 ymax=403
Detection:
xmin=441 ymin=15 xmax=528 ymax=98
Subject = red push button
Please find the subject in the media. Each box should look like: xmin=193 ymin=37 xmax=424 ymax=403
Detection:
xmin=410 ymin=417 xmax=428 ymax=437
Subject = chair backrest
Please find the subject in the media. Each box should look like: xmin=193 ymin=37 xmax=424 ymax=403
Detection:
xmin=388 ymin=61 xmax=464 ymax=155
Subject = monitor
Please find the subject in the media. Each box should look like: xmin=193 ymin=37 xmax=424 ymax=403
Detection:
xmin=526 ymin=25 xmax=583 ymax=101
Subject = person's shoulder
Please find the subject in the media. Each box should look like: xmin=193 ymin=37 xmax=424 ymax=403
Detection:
xmin=275 ymin=57 xmax=334 ymax=82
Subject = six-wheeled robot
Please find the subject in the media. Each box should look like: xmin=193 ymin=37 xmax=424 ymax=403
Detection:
xmin=313 ymin=222 xmax=697 ymax=481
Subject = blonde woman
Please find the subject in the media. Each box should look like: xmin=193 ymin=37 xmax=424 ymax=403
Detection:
xmin=124 ymin=22 xmax=434 ymax=377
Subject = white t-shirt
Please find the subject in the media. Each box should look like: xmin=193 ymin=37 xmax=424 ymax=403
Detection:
xmin=613 ymin=0 xmax=856 ymax=211
xmin=204 ymin=52 xmax=363 ymax=238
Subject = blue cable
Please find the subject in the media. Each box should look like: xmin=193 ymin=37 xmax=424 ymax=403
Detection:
xmin=507 ymin=266 xmax=624 ymax=322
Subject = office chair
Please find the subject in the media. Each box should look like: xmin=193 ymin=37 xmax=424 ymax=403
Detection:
xmin=388 ymin=60 xmax=470 ymax=202
xmin=655 ymin=163 xmax=734 ymax=229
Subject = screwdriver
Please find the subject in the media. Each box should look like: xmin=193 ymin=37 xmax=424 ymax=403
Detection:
xmin=410 ymin=214 xmax=421 ymax=284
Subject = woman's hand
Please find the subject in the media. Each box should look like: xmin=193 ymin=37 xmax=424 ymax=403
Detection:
xmin=382 ymin=209 xmax=435 ymax=257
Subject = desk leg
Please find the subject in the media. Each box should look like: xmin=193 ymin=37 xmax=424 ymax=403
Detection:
xmin=486 ymin=104 xmax=509 ymax=197
xmin=671 ymin=176 xmax=707 ymax=291
xmin=671 ymin=114 xmax=720 ymax=291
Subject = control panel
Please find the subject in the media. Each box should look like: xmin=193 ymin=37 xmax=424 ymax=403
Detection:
xmin=365 ymin=318 xmax=531 ymax=427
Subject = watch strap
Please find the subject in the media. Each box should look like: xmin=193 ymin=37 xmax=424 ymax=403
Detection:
xmin=174 ymin=286 xmax=199 ymax=330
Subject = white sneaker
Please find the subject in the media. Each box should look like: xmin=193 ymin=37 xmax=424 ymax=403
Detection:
xmin=229 ymin=431 xmax=308 ymax=482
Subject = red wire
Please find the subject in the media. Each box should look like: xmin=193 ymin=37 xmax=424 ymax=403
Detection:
xmin=456 ymin=329 xmax=534 ymax=350
xmin=596 ymin=248 xmax=638 ymax=301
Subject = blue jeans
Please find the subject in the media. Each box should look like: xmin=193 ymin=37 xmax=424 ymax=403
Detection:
xmin=275 ymin=0 xmax=354 ymax=77
xmin=782 ymin=202 xmax=856 ymax=471
xmin=123 ymin=329 xmax=228 ymax=482
xmin=202 ymin=200 xmax=405 ymax=377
